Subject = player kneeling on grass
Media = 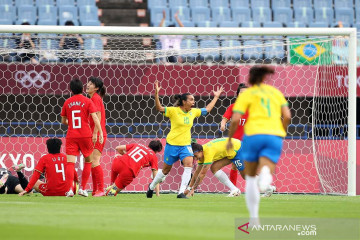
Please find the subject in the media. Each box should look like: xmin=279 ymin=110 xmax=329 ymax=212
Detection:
xmin=184 ymin=138 xmax=242 ymax=197
xmin=18 ymin=138 xmax=78 ymax=196
xmin=106 ymin=140 xmax=163 ymax=196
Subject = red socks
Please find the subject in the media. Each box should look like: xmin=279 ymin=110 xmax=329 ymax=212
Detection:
xmin=65 ymin=162 xmax=75 ymax=190
xmin=91 ymin=167 xmax=98 ymax=193
xmin=81 ymin=162 xmax=92 ymax=190
xmin=230 ymin=169 xmax=238 ymax=186
xmin=92 ymin=165 xmax=105 ymax=193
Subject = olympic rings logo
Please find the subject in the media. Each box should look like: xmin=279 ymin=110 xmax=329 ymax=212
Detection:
xmin=14 ymin=70 xmax=51 ymax=88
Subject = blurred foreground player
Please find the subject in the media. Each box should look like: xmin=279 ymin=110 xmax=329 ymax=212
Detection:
xmin=0 ymin=166 xmax=29 ymax=194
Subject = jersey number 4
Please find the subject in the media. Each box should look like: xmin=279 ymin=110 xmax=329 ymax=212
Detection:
xmin=55 ymin=163 xmax=65 ymax=181
xmin=128 ymin=147 xmax=148 ymax=162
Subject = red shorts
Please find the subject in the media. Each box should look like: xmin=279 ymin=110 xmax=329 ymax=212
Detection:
xmin=112 ymin=157 xmax=135 ymax=190
xmin=38 ymin=184 xmax=66 ymax=196
xmin=66 ymin=137 xmax=94 ymax=158
xmin=94 ymin=136 xmax=107 ymax=153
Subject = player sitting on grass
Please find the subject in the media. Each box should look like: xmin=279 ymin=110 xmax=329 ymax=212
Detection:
xmin=19 ymin=138 xmax=78 ymax=196
xmin=0 ymin=166 xmax=29 ymax=195
xmin=106 ymin=140 xmax=163 ymax=196
xmin=184 ymin=138 xmax=242 ymax=197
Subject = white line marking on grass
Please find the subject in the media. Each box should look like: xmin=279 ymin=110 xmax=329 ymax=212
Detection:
xmin=0 ymin=201 xmax=37 ymax=204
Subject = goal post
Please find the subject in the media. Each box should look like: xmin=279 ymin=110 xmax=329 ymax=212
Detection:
xmin=0 ymin=25 xmax=356 ymax=196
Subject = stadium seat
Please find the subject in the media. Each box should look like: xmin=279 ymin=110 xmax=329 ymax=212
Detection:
xmin=219 ymin=21 xmax=238 ymax=27
xmin=169 ymin=0 xmax=187 ymax=7
xmin=356 ymin=0 xmax=360 ymax=9
xmin=308 ymin=22 xmax=328 ymax=27
xmin=57 ymin=0 xmax=75 ymax=6
xmin=230 ymin=0 xmax=249 ymax=9
xmin=38 ymin=33 xmax=58 ymax=62
xmin=79 ymin=5 xmax=99 ymax=24
xmin=17 ymin=6 xmax=37 ymax=25
xmin=150 ymin=7 xmax=170 ymax=26
xmin=243 ymin=40 xmax=263 ymax=60
xmin=0 ymin=0 xmax=12 ymax=5
xmin=81 ymin=20 xmax=101 ymax=26
xmin=180 ymin=39 xmax=198 ymax=61
xmin=83 ymin=34 xmax=103 ymax=60
xmin=287 ymin=22 xmax=306 ymax=27
xmin=0 ymin=33 xmax=15 ymax=50
xmin=356 ymin=8 xmax=360 ymax=23
xmin=232 ymin=7 xmax=251 ymax=24
xmin=264 ymin=40 xmax=284 ymax=59
xmin=38 ymin=5 xmax=57 ymax=23
xmin=180 ymin=20 xmax=195 ymax=27
xmin=313 ymin=0 xmax=332 ymax=8
xmin=263 ymin=21 xmax=282 ymax=27
xmin=331 ymin=21 xmax=350 ymax=27
xmin=0 ymin=5 xmax=16 ymax=24
xmin=36 ymin=0 xmax=54 ymax=6
xmin=77 ymin=0 xmax=97 ymax=6
xmin=212 ymin=7 xmax=231 ymax=23
xmin=170 ymin=7 xmax=190 ymax=22
xmin=335 ymin=8 xmax=354 ymax=25
xmin=191 ymin=7 xmax=210 ymax=23
xmin=37 ymin=19 xmax=57 ymax=25
xmin=293 ymin=0 xmax=312 ymax=9
xmin=241 ymin=21 xmax=260 ymax=27
xmin=334 ymin=0 xmax=353 ymax=8
xmin=189 ymin=0 xmax=208 ymax=7
xmin=0 ymin=19 xmax=12 ymax=24
xmin=15 ymin=0 xmax=34 ymax=6
xmin=196 ymin=21 xmax=217 ymax=27
xmin=221 ymin=39 xmax=241 ymax=60
xmin=354 ymin=22 xmax=360 ymax=31
xmin=294 ymin=7 xmax=314 ymax=25
xmin=273 ymin=7 xmax=293 ymax=25
xmin=271 ymin=0 xmax=290 ymax=8
xmin=199 ymin=39 xmax=220 ymax=60
xmin=315 ymin=8 xmax=334 ymax=26
xmin=59 ymin=6 xmax=78 ymax=25
xmin=252 ymin=7 xmax=271 ymax=23
xmin=148 ymin=0 xmax=167 ymax=8
xmin=209 ymin=0 xmax=229 ymax=8
xmin=250 ymin=0 xmax=269 ymax=8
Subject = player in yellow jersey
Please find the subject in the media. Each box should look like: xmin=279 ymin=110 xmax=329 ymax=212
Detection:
xmin=227 ymin=66 xmax=291 ymax=226
xmin=184 ymin=138 xmax=243 ymax=197
xmin=147 ymin=81 xmax=223 ymax=198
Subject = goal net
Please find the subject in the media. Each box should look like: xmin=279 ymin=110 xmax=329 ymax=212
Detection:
xmin=0 ymin=26 xmax=356 ymax=195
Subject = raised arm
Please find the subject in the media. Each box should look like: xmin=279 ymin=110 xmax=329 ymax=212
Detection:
xmin=154 ymin=80 xmax=165 ymax=113
xmin=159 ymin=10 xmax=166 ymax=27
xmin=220 ymin=117 xmax=229 ymax=132
xmin=205 ymin=86 xmax=223 ymax=112
xmin=174 ymin=11 xmax=184 ymax=27
xmin=281 ymin=105 xmax=291 ymax=133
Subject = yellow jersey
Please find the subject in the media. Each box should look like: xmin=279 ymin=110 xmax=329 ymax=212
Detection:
xmin=233 ymin=83 xmax=288 ymax=137
xmin=164 ymin=107 xmax=206 ymax=146
xmin=198 ymin=138 xmax=241 ymax=165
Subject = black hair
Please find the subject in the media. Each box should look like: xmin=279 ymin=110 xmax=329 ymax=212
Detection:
xmin=89 ymin=76 xmax=106 ymax=98
xmin=248 ymin=66 xmax=275 ymax=85
xmin=236 ymin=83 xmax=247 ymax=96
xmin=191 ymin=143 xmax=203 ymax=153
xmin=172 ymin=93 xmax=191 ymax=107
xmin=65 ymin=20 xmax=75 ymax=26
xmin=148 ymin=140 xmax=163 ymax=153
xmin=46 ymin=138 xmax=62 ymax=154
xmin=70 ymin=78 xmax=83 ymax=95
xmin=21 ymin=22 xmax=30 ymax=25
xmin=168 ymin=24 xmax=176 ymax=27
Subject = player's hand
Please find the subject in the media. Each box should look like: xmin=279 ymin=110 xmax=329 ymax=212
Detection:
xmin=18 ymin=191 xmax=28 ymax=196
xmin=184 ymin=189 xmax=190 ymax=196
xmin=99 ymin=133 xmax=104 ymax=144
xmin=92 ymin=133 xmax=97 ymax=145
xmin=220 ymin=124 xmax=226 ymax=132
xmin=188 ymin=189 xmax=195 ymax=197
xmin=154 ymin=80 xmax=161 ymax=94
xmin=162 ymin=10 xmax=166 ymax=19
xmin=213 ymin=86 xmax=224 ymax=98
xmin=226 ymin=139 xmax=233 ymax=151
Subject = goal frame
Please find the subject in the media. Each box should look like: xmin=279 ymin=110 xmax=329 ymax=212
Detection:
xmin=0 ymin=25 xmax=356 ymax=196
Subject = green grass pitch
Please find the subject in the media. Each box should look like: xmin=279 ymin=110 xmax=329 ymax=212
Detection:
xmin=1 ymin=194 xmax=359 ymax=240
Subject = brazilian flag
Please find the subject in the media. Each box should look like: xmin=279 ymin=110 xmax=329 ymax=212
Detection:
xmin=289 ymin=38 xmax=332 ymax=65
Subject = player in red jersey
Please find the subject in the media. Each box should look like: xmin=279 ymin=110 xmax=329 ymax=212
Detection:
xmin=105 ymin=140 xmax=163 ymax=196
xmin=18 ymin=138 xmax=78 ymax=196
xmin=61 ymin=78 xmax=104 ymax=197
xmin=86 ymin=77 xmax=107 ymax=197
xmin=220 ymin=83 xmax=248 ymax=186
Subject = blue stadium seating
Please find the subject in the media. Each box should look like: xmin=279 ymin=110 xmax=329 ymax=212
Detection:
xmin=355 ymin=23 xmax=360 ymax=30
xmin=334 ymin=0 xmax=353 ymax=9
xmin=264 ymin=40 xmax=284 ymax=59
xmin=315 ymin=8 xmax=334 ymax=25
xmin=59 ymin=6 xmax=78 ymax=25
xmin=36 ymin=0 xmax=54 ymax=6
xmin=38 ymin=5 xmax=57 ymax=23
xmin=170 ymin=7 xmax=190 ymax=22
xmin=197 ymin=21 xmax=217 ymax=27
xmin=180 ymin=39 xmax=198 ymax=60
xmin=84 ymin=34 xmax=103 ymax=60
xmin=0 ymin=33 xmax=15 ymax=49
xmin=335 ymin=8 xmax=354 ymax=25
xmin=308 ymin=22 xmax=328 ymax=27
xmin=150 ymin=7 xmax=170 ymax=26
xmin=81 ymin=20 xmax=100 ymax=25
xmin=169 ymin=0 xmax=187 ymax=7
xmin=313 ymin=0 xmax=332 ymax=8
xmin=209 ymin=0 xmax=229 ymax=8
xmin=293 ymin=0 xmax=312 ymax=9
xmin=273 ymin=7 xmax=293 ymax=25
xmin=15 ymin=0 xmax=34 ymax=6
xmin=57 ymin=0 xmax=75 ymax=6
xmin=79 ymin=5 xmax=99 ymax=25
xmin=199 ymin=39 xmax=220 ymax=60
xmin=241 ymin=21 xmax=260 ymax=27
xmin=230 ymin=0 xmax=249 ymax=9
xmin=180 ymin=20 xmax=195 ymax=27
xmin=221 ymin=39 xmax=241 ymax=60
xmin=250 ymin=0 xmax=269 ymax=8
xmin=271 ymin=0 xmax=290 ymax=8
xmin=294 ymin=7 xmax=314 ymax=25
xmin=287 ymin=22 xmax=306 ymax=27
xmin=148 ymin=0 xmax=167 ymax=8
xmin=191 ymin=7 xmax=211 ymax=23
xmin=263 ymin=21 xmax=282 ymax=27
xmin=0 ymin=0 xmax=12 ymax=5
xmin=77 ymin=0 xmax=97 ymax=6
xmin=17 ymin=6 xmax=37 ymax=25
xmin=37 ymin=19 xmax=57 ymax=25
xmin=331 ymin=21 xmax=350 ymax=27
xmin=252 ymin=7 xmax=271 ymax=23
xmin=0 ymin=5 xmax=16 ymax=24
xmin=38 ymin=33 xmax=58 ymax=62
xmin=232 ymin=7 xmax=251 ymax=24
xmin=189 ymin=0 xmax=208 ymax=7
xmin=243 ymin=40 xmax=262 ymax=60
xmin=219 ymin=21 xmax=238 ymax=27
xmin=0 ymin=19 xmax=13 ymax=25
xmin=212 ymin=7 xmax=231 ymax=23
xmin=356 ymin=1 xmax=360 ymax=9
xmin=356 ymin=8 xmax=360 ymax=23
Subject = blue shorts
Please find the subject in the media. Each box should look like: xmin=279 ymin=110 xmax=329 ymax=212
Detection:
xmin=163 ymin=143 xmax=194 ymax=165
xmin=231 ymin=149 xmax=245 ymax=171
xmin=241 ymin=134 xmax=283 ymax=164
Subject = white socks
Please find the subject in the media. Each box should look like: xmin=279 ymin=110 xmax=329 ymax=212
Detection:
xmin=258 ymin=165 xmax=273 ymax=193
xmin=150 ymin=169 xmax=165 ymax=190
xmin=214 ymin=169 xmax=238 ymax=191
xmin=179 ymin=167 xmax=192 ymax=194
xmin=245 ymin=175 xmax=260 ymax=222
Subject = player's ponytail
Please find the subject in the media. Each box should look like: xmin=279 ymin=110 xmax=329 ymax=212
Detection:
xmin=172 ymin=93 xmax=190 ymax=107
xmin=248 ymin=66 xmax=275 ymax=85
xmin=89 ymin=76 xmax=106 ymax=98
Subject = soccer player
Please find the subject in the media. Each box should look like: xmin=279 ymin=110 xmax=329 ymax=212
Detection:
xmin=185 ymin=138 xmax=243 ymax=197
xmin=61 ymin=78 xmax=104 ymax=197
xmin=227 ymin=66 xmax=291 ymax=226
xmin=220 ymin=83 xmax=248 ymax=187
xmin=18 ymin=138 xmax=78 ymax=196
xmin=105 ymin=140 xmax=163 ymax=196
xmin=86 ymin=77 xmax=107 ymax=197
xmin=147 ymin=80 xmax=223 ymax=199
xmin=0 ymin=167 xmax=28 ymax=195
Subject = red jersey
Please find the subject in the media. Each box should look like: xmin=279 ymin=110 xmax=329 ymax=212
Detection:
xmin=61 ymin=94 xmax=97 ymax=138
xmin=223 ymin=103 xmax=249 ymax=140
xmin=122 ymin=143 xmax=158 ymax=176
xmin=26 ymin=153 xmax=68 ymax=193
xmin=89 ymin=93 xmax=107 ymax=137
